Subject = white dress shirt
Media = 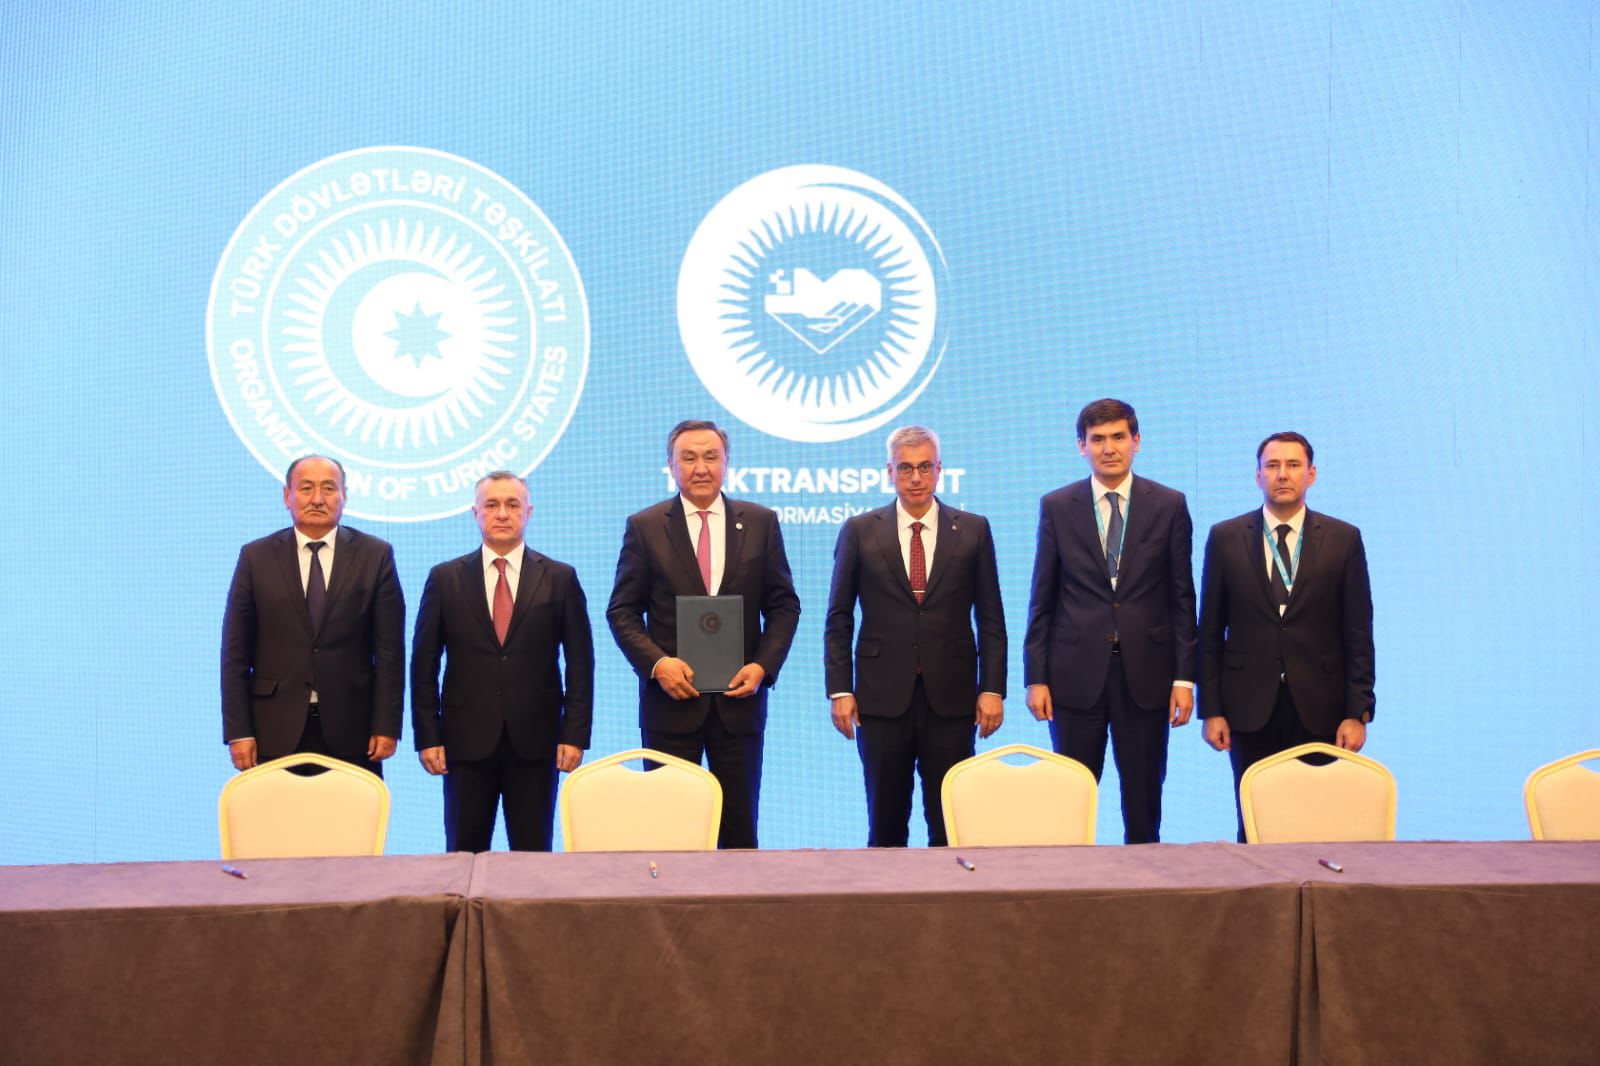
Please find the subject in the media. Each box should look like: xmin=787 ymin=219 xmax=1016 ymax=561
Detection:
xmin=1260 ymin=506 xmax=1307 ymax=617
xmin=896 ymin=498 xmax=939 ymax=580
xmin=295 ymin=526 xmax=337 ymax=706
xmin=481 ymin=542 xmax=525 ymax=616
xmin=681 ymin=494 xmax=726 ymax=594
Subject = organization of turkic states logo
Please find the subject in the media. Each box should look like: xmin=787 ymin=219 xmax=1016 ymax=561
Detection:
xmin=207 ymin=147 xmax=588 ymax=521
xmin=677 ymin=165 xmax=948 ymax=444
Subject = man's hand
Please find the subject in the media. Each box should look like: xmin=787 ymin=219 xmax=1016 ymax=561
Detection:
xmin=1168 ymin=686 xmax=1195 ymax=727
xmin=556 ymin=744 xmax=584 ymax=772
xmin=1203 ymin=716 xmax=1230 ymax=752
xmin=654 ymin=657 xmax=700 ymax=700
xmin=723 ymin=662 xmax=766 ymax=699
xmin=419 ymin=746 xmax=448 ymax=775
xmin=975 ymin=693 xmax=1004 ymax=739
xmin=1026 ymin=683 xmax=1054 ymax=722
xmin=831 ymin=694 xmax=860 ymax=740
xmin=229 ymin=738 xmax=258 ymax=771
xmin=1335 ymin=718 xmax=1367 ymax=752
xmin=368 ymin=735 xmax=398 ymax=761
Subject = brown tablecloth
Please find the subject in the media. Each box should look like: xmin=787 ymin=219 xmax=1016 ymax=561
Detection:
xmin=1237 ymin=841 xmax=1600 ymax=1066
xmin=467 ymin=844 xmax=1304 ymax=1066
xmin=0 ymin=854 xmax=474 ymax=1066
xmin=6 ymin=842 xmax=1596 ymax=1065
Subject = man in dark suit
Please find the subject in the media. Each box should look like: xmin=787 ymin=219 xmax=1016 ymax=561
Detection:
xmin=607 ymin=420 xmax=801 ymax=849
xmin=825 ymin=425 xmax=1006 ymax=847
xmin=1024 ymin=399 xmax=1197 ymax=844
xmin=221 ymin=455 xmax=405 ymax=775
xmin=411 ymin=471 xmax=595 ymax=852
xmin=1199 ymin=431 xmax=1375 ymax=839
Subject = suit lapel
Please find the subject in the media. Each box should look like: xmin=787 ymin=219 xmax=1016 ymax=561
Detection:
xmin=1241 ymin=512 xmax=1277 ymax=610
xmin=661 ymin=498 xmax=707 ymax=594
xmin=276 ymin=529 xmax=314 ymax=635
xmin=720 ymin=499 xmax=746 ymax=593
xmin=872 ymin=505 xmax=915 ymax=600
xmin=315 ymin=527 xmax=360 ymax=631
xmin=921 ymin=501 xmax=959 ymax=601
xmin=460 ymin=553 xmax=499 ymax=645
xmin=1112 ymin=477 xmax=1152 ymax=584
xmin=1069 ymin=481 xmax=1109 ymax=585
xmin=1286 ymin=511 xmax=1323 ymax=611
xmin=504 ymin=549 xmax=548 ymax=643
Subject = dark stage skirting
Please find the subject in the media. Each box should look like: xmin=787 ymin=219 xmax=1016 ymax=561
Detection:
xmin=2 ymin=842 xmax=1596 ymax=1065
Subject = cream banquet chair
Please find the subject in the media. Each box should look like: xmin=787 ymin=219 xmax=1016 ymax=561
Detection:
xmin=1524 ymin=749 xmax=1600 ymax=840
xmin=218 ymin=753 xmax=391 ymax=859
xmin=1239 ymin=742 xmax=1397 ymax=844
xmin=559 ymin=748 xmax=722 ymax=852
xmin=941 ymin=743 xmax=1098 ymax=847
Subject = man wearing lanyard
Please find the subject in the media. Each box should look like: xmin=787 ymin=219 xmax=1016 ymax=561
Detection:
xmin=1024 ymin=399 xmax=1198 ymax=844
xmin=1198 ymin=431 xmax=1375 ymax=840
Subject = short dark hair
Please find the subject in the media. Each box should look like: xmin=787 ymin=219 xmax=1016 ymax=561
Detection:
xmin=1256 ymin=431 xmax=1314 ymax=466
xmin=667 ymin=420 xmax=730 ymax=460
xmin=284 ymin=454 xmax=347 ymax=489
xmin=1076 ymin=399 xmax=1138 ymax=441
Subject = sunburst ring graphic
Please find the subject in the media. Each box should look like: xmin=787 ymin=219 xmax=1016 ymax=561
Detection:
xmin=271 ymin=216 xmax=526 ymax=454
xmin=679 ymin=166 xmax=948 ymax=444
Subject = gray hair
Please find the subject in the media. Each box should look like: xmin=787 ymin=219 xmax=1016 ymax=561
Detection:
xmin=284 ymin=454 xmax=347 ymax=489
xmin=475 ymin=469 xmax=528 ymax=491
xmin=885 ymin=424 xmax=941 ymax=464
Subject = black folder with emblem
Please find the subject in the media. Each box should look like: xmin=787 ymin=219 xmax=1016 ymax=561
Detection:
xmin=675 ymin=594 xmax=744 ymax=694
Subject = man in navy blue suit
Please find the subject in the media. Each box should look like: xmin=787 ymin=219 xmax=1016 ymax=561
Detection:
xmin=1024 ymin=399 xmax=1198 ymax=843
xmin=825 ymin=425 xmax=1006 ymax=847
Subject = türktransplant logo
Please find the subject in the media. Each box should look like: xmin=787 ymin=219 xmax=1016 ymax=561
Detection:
xmin=208 ymin=147 xmax=588 ymax=521
xmin=677 ymin=165 xmax=948 ymax=443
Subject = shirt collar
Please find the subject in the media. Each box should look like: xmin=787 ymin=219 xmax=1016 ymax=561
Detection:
xmin=1092 ymin=474 xmax=1133 ymax=502
xmin=896 ymin=497 xmax=940 ymax=530
xmin=679 ymin=494 xmax=725 ymax=518
xmin=294 ymin=526 xmax=338 ymax=551
xmin=1261 ymin=506 xmax=1307 ymax=536
xmin=482 ymin=542 xmax=526 ymax=573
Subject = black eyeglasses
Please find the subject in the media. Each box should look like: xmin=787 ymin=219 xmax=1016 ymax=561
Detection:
xmin=894 ymin=462 xmax=937 ymax=479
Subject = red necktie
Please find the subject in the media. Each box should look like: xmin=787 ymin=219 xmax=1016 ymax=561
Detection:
xmin=492 ymin=558 xmax=513 ymax=645
xmin=909 ymin=521 xmax=927 ymax=602
xmin=696 ymin=510 xmax=713 ymax=592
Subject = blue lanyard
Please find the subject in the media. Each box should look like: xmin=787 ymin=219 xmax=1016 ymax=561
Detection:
xmin=1264 ymin=522 xmax=1303 ymax=590
xmin=1093 ymin=488 xmax=1129 ymax=563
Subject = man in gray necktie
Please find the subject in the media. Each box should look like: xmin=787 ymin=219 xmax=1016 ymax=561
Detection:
xmin=1198 ymin=431 xmax=1376 ymax=840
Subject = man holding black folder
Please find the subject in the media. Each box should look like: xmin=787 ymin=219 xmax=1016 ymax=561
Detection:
xmin=606 ymin=420 xmax=801 ymax=849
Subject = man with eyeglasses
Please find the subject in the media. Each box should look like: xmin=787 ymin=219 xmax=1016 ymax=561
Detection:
xmin=1024 ymin=399 xmax=1197 ymax=844
xmin=825 ymin=425 xmax=1006 ymax=846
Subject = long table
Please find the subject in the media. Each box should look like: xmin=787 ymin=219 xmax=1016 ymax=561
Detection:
xmin=3 ymin=842 xmax=1596 ymax=1065
xmin=0 ymin=854 xmax=474 ymax=1066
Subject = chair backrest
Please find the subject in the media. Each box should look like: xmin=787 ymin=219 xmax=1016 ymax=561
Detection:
xmin=1239 ymin=742 xmax=1397 ymax=843
xmin=1524 ymin=749 xmax=1600 ymax=840
xmin=218 ymin=753 xmax=390 ymax=859
xmin=559 ymin=748 xmax=722 ymax=852
xmin=941 ymin=743 xmax=1098 ymax=846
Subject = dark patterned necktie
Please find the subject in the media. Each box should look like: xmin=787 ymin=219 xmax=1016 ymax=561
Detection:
xmin=910 ymin=521 xmax=927 ymax=602
xmin=306 ymin=541 xmax=327 ymax=631
xmin=1271 ymin=524 xmax=1293 ymax=608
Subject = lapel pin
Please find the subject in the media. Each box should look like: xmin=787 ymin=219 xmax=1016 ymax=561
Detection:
xmin=735 ymin=522 xmax=743 ymax=530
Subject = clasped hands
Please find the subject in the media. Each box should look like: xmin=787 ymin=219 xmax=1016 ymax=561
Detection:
xmin=654 ymin=657 xmax=765 ymax=700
